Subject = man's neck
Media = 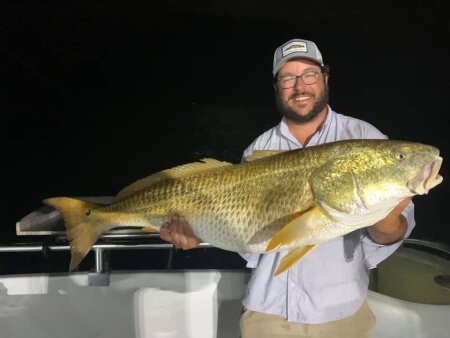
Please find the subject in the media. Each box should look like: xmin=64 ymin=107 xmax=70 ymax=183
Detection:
xmin=286 ymin=107 xmax=329 ymax=146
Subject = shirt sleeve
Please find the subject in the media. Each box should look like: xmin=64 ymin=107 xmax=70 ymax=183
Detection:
xmin=238 ymin=253 xmax=261 ymax=268
xmin=242 ymin=140 xmax=258 ymax=161
xmin=361 ymin=201 xmax=415 ymax=269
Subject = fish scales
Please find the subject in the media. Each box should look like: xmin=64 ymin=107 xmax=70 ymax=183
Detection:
xmin=43 ymin=139 xmax=443 ymax=274
xmin=103 ymin=152 xmax=315 ymax=250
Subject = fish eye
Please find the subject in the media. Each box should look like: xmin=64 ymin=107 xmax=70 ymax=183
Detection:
xmin=396 ymin=153 xmax=406 ymax=160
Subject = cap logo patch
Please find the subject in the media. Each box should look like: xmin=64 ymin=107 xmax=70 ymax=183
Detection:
xmin=282 ymin=41 xmax=307 ymax=57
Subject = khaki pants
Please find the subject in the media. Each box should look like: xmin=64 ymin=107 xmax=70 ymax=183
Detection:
xmin=240 ymin=300 xmax=376 ymax=338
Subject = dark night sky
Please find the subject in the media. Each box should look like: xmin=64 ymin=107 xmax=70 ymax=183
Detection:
xmin=1 ymin=1 xmax=449 ymax=247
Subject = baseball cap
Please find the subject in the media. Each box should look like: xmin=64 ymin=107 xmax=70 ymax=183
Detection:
xmin=273 ymin=38 xmax=325 ymax=76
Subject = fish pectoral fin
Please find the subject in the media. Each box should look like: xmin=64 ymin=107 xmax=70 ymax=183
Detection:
xmin=265 ymin=206 xmax=327 ymax=252
xmin=275 ymin=245 xmax=317 ymax=276
xmin=142 ymin=225 xmax=159 ymax=233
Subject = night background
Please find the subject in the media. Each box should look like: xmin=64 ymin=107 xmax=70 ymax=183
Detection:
xmin=1 ymin=1 xmax=449 ymax=271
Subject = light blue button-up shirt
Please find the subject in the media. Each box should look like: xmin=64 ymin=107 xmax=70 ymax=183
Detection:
xmin=240 ymin=107 xmax=415 ymax=324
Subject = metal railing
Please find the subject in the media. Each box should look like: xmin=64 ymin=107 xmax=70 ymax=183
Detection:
xmin=1 ymin=238 xmax=447 ymax=255
xmin=1 ymin=238 xmax=448 ymax=287
xmin=0 ymin=241 xmax=212 ymax=253
xmin=0 ymin=238 xmax=212 ymax=286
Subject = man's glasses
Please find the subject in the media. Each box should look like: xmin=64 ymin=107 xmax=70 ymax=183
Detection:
xmin=276 ymin=71 xmax=322 ymax=89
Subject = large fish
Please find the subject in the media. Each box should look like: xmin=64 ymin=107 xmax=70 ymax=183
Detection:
xmin=44 ymin=139 xmax=443 ymax=275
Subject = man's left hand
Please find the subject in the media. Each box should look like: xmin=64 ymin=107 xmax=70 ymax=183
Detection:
xmin=367 ymin=198 xmax=412 ymax=245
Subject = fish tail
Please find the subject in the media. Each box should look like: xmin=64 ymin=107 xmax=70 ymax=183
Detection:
xmin=43 ymin=197 xmax=108 ymax=271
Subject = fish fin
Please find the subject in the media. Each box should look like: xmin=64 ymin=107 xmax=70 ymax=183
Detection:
xmin=265 ymin=206 xmax=327 ymax=252
xmin=275 ymin=245 xmax=317 ymax=276
xmin=115 ymin=158 xmax=232 ymax=200
xmin=243 ymin=150 xmax=286 ymax=162
xmin=142 ymin=225 xmax=159 ymax=233
xmin=43 ymin=197 xmax=107 ymax=271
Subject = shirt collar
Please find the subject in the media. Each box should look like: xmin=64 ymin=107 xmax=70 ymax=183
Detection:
xmin=278 ymin=105 xmax=334 ymax=147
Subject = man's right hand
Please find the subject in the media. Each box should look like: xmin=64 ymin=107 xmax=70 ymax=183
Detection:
xmin=160 ymin=216 xmax=202 ymax=250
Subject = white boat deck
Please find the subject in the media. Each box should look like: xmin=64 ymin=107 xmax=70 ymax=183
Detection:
xmin=0 ymin=270 xmax=449 ymax=338
xmin=3 ymin=207 xmax=449 ymax=338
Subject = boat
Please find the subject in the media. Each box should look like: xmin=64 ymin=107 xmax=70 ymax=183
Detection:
xmin=0 ymin=203 xmax=448 ymax=338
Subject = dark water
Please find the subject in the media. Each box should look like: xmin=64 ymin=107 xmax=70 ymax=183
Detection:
xmin=1 ymin=2 xmax=449 ymax=271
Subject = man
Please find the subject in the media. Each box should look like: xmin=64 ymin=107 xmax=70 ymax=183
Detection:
xmin=160 ymin=38 xmax=414 ymax=338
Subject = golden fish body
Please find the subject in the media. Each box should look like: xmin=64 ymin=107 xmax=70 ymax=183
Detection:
xmin=44 ymin=139 xmax=443 ymax=274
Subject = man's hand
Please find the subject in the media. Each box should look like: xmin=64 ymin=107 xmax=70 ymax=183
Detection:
xmin=160 ymin=216 xmax=202 ymax=250
xmin=367 ymin=198 xmax=412 ymax=245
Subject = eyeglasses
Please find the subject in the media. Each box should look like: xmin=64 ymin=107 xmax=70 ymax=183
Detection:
xmin=276 ymin=70 xmax=322 ymax=89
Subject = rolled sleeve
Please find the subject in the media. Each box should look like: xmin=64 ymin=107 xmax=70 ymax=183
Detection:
xmin=361 ymin=202 xmax=415 ymax=269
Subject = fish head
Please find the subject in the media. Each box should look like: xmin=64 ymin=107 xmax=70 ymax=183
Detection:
xmin=311 ymin=140 xmax=443 ymax=217
xmin=362 ymin=141 xmax=443 ymax=200
xmin=406 ymin=148 xmax=443 ymax=195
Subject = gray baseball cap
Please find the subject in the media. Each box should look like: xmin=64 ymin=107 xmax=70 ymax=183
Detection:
xmin=273 ymin=38 xmax=325 ymax=76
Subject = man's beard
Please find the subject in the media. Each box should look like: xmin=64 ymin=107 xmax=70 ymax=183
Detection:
xmin=275 ymin=85 xmax=329 ymax=124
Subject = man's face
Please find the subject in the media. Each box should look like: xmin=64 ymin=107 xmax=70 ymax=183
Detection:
xmin=275 ymin=59 xmax=329 ymax=124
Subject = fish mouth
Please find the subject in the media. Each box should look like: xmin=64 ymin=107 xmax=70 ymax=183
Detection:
xmin=407 ymin=156 xmax=443 ymax=195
